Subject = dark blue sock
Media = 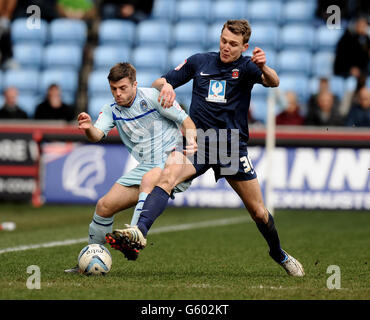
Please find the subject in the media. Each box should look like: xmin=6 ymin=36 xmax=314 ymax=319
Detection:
xmin=137 ymin=186 xmax=170 ymax=237
xmin=256 ymin=212 xmax=286 ymax=263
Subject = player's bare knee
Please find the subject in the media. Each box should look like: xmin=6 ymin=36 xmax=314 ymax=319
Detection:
xmin=96 ymin=197 xmax=113 ymax=218
xmin=158 ymin=167 xmax=177 ymax=191
xmin=250 ymin=207 xmax=268 ymax=224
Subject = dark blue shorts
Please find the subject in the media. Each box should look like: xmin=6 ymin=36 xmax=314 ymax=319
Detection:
xmin=174 ymin=136 xmax=257 ymax=182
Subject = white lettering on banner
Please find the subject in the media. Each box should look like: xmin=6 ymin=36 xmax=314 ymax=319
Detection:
xmin=0 ymin=178 xmax=35 ymax=193
xmin=62 ymin=145 xmax=106 ymax=200
xmin=289 ymin=148 xmax=333 ymax=190
xmin=329 ymin=149 xmax=370 ymax=190
xmin=0 ymin=139 xmax=28 ymax=162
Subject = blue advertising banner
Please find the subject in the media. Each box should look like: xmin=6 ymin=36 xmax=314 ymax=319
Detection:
xmin=41 ymin=143 xmax=370 ymax=210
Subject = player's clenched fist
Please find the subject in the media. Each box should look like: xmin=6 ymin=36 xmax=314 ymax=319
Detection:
xmin=251 ymin=47 xmax=266 ymax=68
xmin=77 ymin=112 xmax=92 ymax=130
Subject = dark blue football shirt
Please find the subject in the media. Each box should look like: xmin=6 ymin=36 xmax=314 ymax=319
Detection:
xmin=163 ymin=51 xmax=263 ymax=143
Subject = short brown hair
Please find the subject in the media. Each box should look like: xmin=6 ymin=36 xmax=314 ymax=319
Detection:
xmin=222 ymin=19 xmax=252 ymax=44
xmin=108 ymin=62 xmax=136 ymax=83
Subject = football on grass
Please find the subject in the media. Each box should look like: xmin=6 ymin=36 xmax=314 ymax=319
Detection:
xmin=78 ymin=244 xmax=112 ymax=275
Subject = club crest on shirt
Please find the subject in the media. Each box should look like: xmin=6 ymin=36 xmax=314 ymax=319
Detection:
xmin=140 ymin=99 xmax=149 ymax=112
xmin=232 ymin=69 xmax=239 ymax=79
xmin=206 ymin=80 xmax=227 ymax=103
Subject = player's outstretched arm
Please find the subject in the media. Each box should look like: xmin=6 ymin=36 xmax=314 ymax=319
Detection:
xmin=152 ymin=77 xmax=176 ymax=108
xmin=77 ymin=112 xmax=104 ymax=142
xmin=181 ymin=116 xmax=197 ymax=156
xmin=251 ymin=47 xmax=279 ymax=87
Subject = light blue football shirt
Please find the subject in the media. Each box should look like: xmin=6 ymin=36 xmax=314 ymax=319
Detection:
xmin=94 ymin=87 xmax=188 ymax=164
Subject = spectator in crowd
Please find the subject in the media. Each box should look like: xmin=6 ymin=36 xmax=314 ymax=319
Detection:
xmin=101 ymin=0 xmax=154 ymax=23
xmin=334 ymin=16 xmax=370 ymax=79
xmin=34 ymin=84 xmax=75 ymax=121
xmin=275 ymin=91 xmax=305 ymax=126
xmin=0 ymin=87 xmax=28 ymax=119
xmin=308 ymin=77 xmax=341 ymax=113
xmin=57 ymin=0 xmax=96 ymax=21
xmin=305 ymin=90 xmax=344 ymax=126
xmin=0 ymin=0 xmax=17 ymax=69
xmin=345 ymin=86 xmax=370 ymax=127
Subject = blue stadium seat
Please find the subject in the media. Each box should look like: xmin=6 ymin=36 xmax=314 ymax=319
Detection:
xmin=17 ymin=93 xmax=41 ymax=118
xmin=0 ymin=70 xmax=2 ymax=93
xmin=175 ymin=0 xmax=211 ymax=22
xmin=131 ymin=46 xmax=168 ymax=73
xmin=98 ymin=19 xmax=136 ymax=45
xmin=136 ymin=70 xmax=163 ymax=87
xmin=4 ymin=69 xmax=39 ymax=94
xmin=278 ymin=73 xmax=310 ymax=102
xmin=250 ymin=97 xmax=268 ymax=123
xmin=93 ymin=45 xmax=131 ymax=71
xmin=248 ymin=23 xmax=279 ymax=51
xmin=88 ymin=70 xmax=112 ymax=96
xmin=312 ymin=51 xmax=335 ymax=77
xmin=49 ymin=18 xmax=87 ymax=46
xmin=150 ymin=0 xmax=176 ymax=22
xmin=309 ymin=76 xmax=345 ymax=98
xmin=210 ymin=0 xmax=247 ymax=23
xmin=251 ymin=83 xmax=270 ymax=98
xmin=173 ymin=21 xmax=208 ymax=48
xmin=10 ymin=18 xmax=48 ymax=44
xmin=43 ymin=44 xmax=83 ymax=70
xmin=136 ymin=20 xmax=172 ymax=47
xmin=280 ymin=24 xmax=315 ymax=50
xmin=280 ymin=1 xmax=316 ymax=23
xmin=276 ymin=50 xmax=312 ymax=75
xmin=315 ymin=25 xmax=344 ymax=51
xmin=247 ymin=1 xmax=282 ymax=23
xmin=88 ymin=95 xmax=114 ymax=120
xmin=168 ymin=46 xmax=203 ymax=69
xmin=206 ymin=22 xmax=225 ymax=49
xmin=261 ymin=49 xmax=277 ymax=70
xmin=12 ymin=43 xmax=43 ymax=69
xmin=39 ymin=69 xmax=79 ymax=98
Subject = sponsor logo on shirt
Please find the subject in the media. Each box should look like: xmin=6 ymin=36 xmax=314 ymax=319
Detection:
xmin=206 ymin=80 xmax=227 ymax=103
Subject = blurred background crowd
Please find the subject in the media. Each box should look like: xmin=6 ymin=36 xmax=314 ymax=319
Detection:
xmin=0 ymin=0 xmax=369 ymax=127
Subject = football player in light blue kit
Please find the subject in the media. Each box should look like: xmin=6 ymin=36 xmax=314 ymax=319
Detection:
xmin=65 ymin=62 xmax=197 ymax=272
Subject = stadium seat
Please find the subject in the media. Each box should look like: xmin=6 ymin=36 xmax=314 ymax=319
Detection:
xmin=136 ymin=20 xmax=172 ymax=47
xmin=49 ymin=18 xmax=87 ymax=46
xmin=0 ymin=70 xmax=2 ymax=93
xmin=3 ymin=69 xmax=40 ymax=94
xmin=93 ymin=45 xmax=131 ymax=71
xmin=43 ymin=44 xmax=83 ymax=70
xmin=278 ymin=73 xmax=310 ymax=102
xmin=276 ymin=50 xmax=312 ymax=75
xmin=250 ymin=97 xmax=268 ymax=123
xmin=173 ymin=21 xmax=208 ymax=48
xmin=168 ymin=46 xmax=203 ymax=69
xmin=136 ymin=70 xmax=163 ymax=87
xmin=12 ymin=43 xmax=43 ymax=69
xmin=251 ymin=83 xmax=270 ymax=98
xmin=17 ymin=93 xmax=41 ymax=118
xmin=261 ymin=49 xmax=277 ymax=70
xmin=150 ymin=0 xmax=176 ymax=22
xmin=98 ymin=19 xmax=136 ymax=45
xmin=131 ymin=46 xmax=168 ymax=73
xmin=175 ymin=0 xmax=211 ymax=22
xmin=39 ymin=69 xmax=79 ymax=98
xmin=312 ymin=51 xmax=335 ymax=77
xmin=247 ymin=1 xmax=282 ymax=23
xmin=10 ymin=18 xmax=48 ymax=44
xmin=280 ymin=1 xmax=316 ymax=23
xmin=279 ymin=24 xmax=315 ymax=50
xmin=210 ymin=0 xmax=247 ymax=23
xmin=248 ymin=23 xmax=279 ymax=51
xmin=206 ymin=22 xmax=225 ymax=49
xmin=88 ymin=70 xmax=112 ymax=96
xmin=315 ymin=25 xmax=344 ymax=51
xmin=88 ymin=95 xmax=114 ymax=120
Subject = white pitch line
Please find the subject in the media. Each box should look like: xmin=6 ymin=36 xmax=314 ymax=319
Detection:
xmin=0 ymin=216 xmax=251 ymax=255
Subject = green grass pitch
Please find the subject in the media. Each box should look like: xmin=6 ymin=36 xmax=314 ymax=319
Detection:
xmin=0 ymin=204 xmax=369 ymax=300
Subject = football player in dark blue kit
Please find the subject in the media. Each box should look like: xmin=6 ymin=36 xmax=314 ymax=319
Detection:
xmin=107 ymin=20 xmax=305 ymax=276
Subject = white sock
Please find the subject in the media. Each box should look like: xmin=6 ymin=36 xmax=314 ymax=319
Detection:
xmin=88 ymin=212 xmax=114 ymax=244
xmin=130 ymin=192 xmax=148 ymax=226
